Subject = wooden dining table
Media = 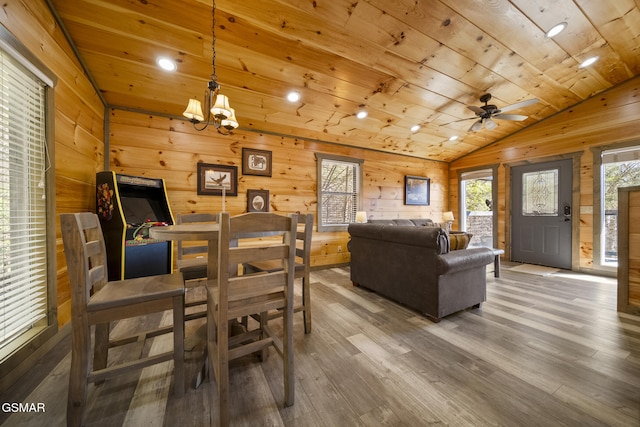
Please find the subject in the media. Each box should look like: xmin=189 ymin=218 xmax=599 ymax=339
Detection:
xmin=150 ymin=222 xmax=220 ymax=280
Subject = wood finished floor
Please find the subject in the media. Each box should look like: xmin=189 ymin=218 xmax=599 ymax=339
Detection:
xmin=1 ymin=264 xmax=639 ymax=426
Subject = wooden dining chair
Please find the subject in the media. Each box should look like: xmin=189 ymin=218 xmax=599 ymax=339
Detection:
xmin=60 ymin=212 xmax=185 ymax=427
xmin=176 ymin=212 xmax=217 ymax=321
xmin=243 ymin=213 xmax=314 ymax=333
xmin=207 ymin=212 xmax=297 ymax=426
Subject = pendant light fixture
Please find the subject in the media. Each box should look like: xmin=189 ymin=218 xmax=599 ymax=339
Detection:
xmin=183 ymin=0 xmax=238 ymax=134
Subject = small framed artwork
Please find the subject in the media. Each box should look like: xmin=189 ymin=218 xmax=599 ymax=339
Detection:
xmin=247 ymin=189 xmax=269 ymax=212
xmin=405 ymin=175 xmax=430 ymax=206
xmin=197 ymin=163 xmax=238 ymax=196
xmin=242 ymin=148 xmax=272 ymax=177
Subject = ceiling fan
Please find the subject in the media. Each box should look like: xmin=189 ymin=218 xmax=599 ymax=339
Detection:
xmin=466 ymin=93 xmax=538 ymax=132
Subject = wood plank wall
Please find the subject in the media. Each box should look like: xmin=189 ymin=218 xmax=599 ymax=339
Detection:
xmin=450 ymin=76 xmax=640 ymax=274
xmin=108 ymin=109 xmax=449 ymax=269
xmin=0 ymin=1 xmax=105 ymax=328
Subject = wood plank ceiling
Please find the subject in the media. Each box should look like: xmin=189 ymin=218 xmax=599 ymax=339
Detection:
xmin=47 ymin=0 xmax=640 ymax=162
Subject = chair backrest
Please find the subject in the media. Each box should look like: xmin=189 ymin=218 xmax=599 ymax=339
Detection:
xmin=216 ymin=212 xmax=298 ymax=319
xmin=295 ymin=213 xmax=313 ymax=270
xmin=60 ymin=212 xmax=109 ymax=312
xmin=176 ymin=213 xmax=217 ymax=263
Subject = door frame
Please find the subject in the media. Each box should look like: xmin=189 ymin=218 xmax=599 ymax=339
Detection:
xmin=504 ymin=152 xmax=582 ymax=271
xmin=457 ymin=164 xmax=499 ymax=248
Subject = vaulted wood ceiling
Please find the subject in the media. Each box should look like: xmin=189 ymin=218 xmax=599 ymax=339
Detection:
xmin=48 ymin=0 xmax=640 ymax=162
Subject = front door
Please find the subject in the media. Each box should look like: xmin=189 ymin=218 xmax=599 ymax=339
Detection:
xmin=511 ymin=159 xmax=572 ymax=269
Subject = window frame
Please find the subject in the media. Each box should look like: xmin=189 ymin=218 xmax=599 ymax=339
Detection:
xmin=0 ymin=25 xmax=57 ymax=380
xmin=315 ymin=153 xmax=363 ymax=232
xmin=592 ymin=142 xmax=640 ymax=274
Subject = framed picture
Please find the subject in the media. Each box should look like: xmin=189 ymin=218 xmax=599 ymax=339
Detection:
xmin=247 ymin=189 xmax=269 ymax=212
xmin=405 ymin=175 xmax=430 ymax=205
xmin=242 ymin=148 xmax=272 ymax=177
xmin=197 ymin=163 xmax=238 ymax=196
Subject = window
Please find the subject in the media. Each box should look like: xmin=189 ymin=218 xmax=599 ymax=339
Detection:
xmin=522 ymin=169 xmax=559 ymax=216
xmin=316 ymin=154 xmax=363 ymax=232
xmin=599 ymin=146 xmax=640 ymax=266
xmin=0 ymin=34 xmax=55 ymax=361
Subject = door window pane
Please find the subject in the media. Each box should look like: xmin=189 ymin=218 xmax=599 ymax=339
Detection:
xmin=460 ymin=169 xmax=493 ymax=248
xmin=522 ymin=170 xmax=558 ymax=216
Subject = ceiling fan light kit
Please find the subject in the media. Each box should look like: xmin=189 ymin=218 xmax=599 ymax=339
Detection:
xmin=183 ymin=0 xmax=238 ymax=134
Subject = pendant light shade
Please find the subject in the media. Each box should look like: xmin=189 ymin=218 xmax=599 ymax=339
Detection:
xmin=211 ymin=94 xmax=231 ymax=119
xmin=183 ymin=98 xmax=205 ymax=122
xmin=221 ymin=108 xmax=239 ymax=130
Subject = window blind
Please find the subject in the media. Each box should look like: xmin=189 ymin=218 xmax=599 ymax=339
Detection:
xmin=0 ymin=49 xmax=48 ymax=351
xmin=318 ymin=156 xmax=362 ymax=230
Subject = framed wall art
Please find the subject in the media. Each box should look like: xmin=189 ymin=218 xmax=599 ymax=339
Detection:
xmin=247 ymin=189 xmax=269 ymax=212
xmin=242 ymin=148 xmax=272 ymax=177
xmin=404 ymin=175 xmax=430 ymax=206
xmin=197 ymin=163 xmax=238 ymax=196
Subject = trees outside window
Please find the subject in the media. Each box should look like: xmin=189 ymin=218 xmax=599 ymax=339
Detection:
xmin=602 ymin=156 xmax=640 ymax=264
xmin=316 ymin=154 xmax=362 ymax=232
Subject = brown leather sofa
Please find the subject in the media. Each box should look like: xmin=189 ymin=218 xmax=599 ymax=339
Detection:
xmin=347 ymin=222 xmax=494 ymax=322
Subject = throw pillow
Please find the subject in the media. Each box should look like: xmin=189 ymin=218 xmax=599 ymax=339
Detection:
xmin=449 ymin=232 xmax=472 ymax=250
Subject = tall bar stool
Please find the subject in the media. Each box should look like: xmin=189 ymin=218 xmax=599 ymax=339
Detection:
xmin=207 ymin=212 xmax=297 ymax=426
xmin=244 ymin=213 xmax=313 ymax=333
xmin=60 ymin=212 xmax=185 ymax=427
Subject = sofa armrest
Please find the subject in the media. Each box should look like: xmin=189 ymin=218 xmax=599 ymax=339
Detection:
xmin=437 ymin=247 xmax=494 ymax=275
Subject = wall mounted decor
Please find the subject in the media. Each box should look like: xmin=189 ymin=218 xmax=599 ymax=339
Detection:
xmin=242 ymin=148 xmax=272 ymax=177
xmin=197 ymin=163 xmax=238 ymax=196
xmin=247 ymin=189 xmax=269 ymax=212
xmin=405 ymin=175 xmax=430 ymax=206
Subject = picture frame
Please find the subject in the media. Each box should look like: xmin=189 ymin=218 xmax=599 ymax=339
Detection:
xmin=197 ymin=163 xmax=238 ymax=196
xmin=242 ymin=148 xmax=272 ymax=177
xmin=247 ymin=189 xmax=269 ymax=212
xmin=405 ymin=175 xmax=430 ymax=206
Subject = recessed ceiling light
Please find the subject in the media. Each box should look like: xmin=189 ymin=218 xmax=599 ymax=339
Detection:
xmin=546 ymin=22 xmax=567 ymax=38
xmin=157 ymin=57 xmax=177 ymax=72
xmin=579 ymin=56 xmax=599 ymax=68
xmin=287 ymin=91 xmax=301 ymax=102
xmin=449 ymin=135 xmax=458 ymax=141
xmin=410 ymin=125 xmax=420 ymax=132
xmin=356 ymin=110 xmax=368 ymax=119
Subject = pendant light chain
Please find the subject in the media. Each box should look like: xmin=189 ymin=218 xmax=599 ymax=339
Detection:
xmin=183 ymin=0 xmax=238 ymax=132
xmin=210 ymin=0 xmax=217 ymax=83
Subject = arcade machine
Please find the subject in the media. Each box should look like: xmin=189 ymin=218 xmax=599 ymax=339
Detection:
xmin=96 ymin=171 xmax=174 ymax=280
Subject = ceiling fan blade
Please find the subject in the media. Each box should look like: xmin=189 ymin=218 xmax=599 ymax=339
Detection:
xmin=468 ymin=119 xmax=483 ymax=132
xmin=498 ymin=98 xmax=538 ymax=113
xmin=467 ymin=105 xmax=485 ymax=114
xmin=493 ymin=113 xmax=528 ymax=121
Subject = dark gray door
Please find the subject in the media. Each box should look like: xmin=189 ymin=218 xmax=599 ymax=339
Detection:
xmin=511 ymin=159 xmax=572 ymax=269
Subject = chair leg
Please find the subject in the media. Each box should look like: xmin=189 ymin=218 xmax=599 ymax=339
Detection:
xmin=283 ymin=304 xmax=295 ymax=407
xmin=216 ymin=318 xmax=230 ymax=427
xmin=67 ymin=323 xmax=91 ymax=427
xmin=93 ymin=322 xmax=109 ymax=374
xmin=302 ymin=277 xmax=311 ymax=334
xmin=259 ymin=311 xmax=269 ymax=361
xmin=172 ymin=294 xmax=185 ymax=397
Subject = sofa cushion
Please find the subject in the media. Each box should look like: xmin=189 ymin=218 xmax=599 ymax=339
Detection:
xmin=449 ymin=232 xmax=473 ymax=250
xmin=348 ymin=224 xmax=448 ymax=254
xmin=393 ymin=219 xmax=416 ymax=226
